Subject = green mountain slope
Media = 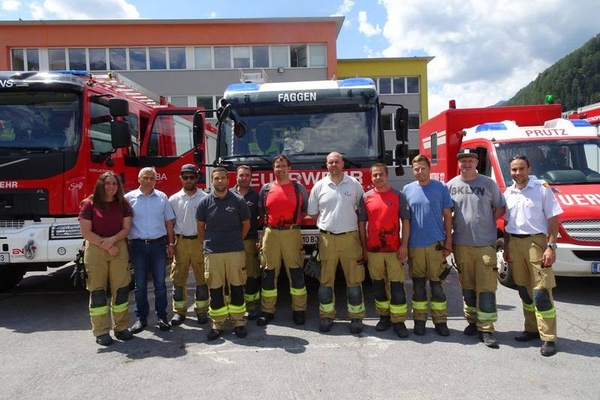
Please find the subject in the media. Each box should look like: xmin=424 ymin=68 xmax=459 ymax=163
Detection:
xmin=505 ymin=33 xmax=600 ymax=111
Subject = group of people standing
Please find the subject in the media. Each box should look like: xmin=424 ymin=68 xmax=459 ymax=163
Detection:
xmin=78 ymin=149 xmax=562 ymax=357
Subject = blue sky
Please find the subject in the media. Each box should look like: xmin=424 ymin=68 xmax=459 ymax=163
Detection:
xmin=1 ymin=0 xmax=598 ymax=116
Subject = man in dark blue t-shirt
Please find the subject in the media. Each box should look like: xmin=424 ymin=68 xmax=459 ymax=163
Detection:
xmin=196 ymin=167 xmax=250 ymax=341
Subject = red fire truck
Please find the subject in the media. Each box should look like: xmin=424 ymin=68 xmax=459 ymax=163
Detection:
xmin=419 ymin=102 xmax=600 ymax=285
xmin=0 ymin=70 xmax=211 ymax=290
xmin=568 ymin=101 xmax=600 ymax=127
xmin=203 ymin=77 xmax=407 ymax=261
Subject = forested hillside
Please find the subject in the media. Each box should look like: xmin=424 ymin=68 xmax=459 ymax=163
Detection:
xmin=505 ymin=33 xmax=600 ymax=111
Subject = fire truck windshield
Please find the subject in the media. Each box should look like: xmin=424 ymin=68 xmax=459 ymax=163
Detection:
xmin=218 ymin=107 xmax=379 ymax=166
xmin=495 ymin=139 xmax=600 ymax=184
xmin=0 ymin=92 xmax=80 ymax=151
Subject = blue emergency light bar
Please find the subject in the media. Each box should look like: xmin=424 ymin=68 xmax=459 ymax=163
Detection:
xmin=475 ymin=122 xmax=508 ymax=132
xmin=51 ymin=70 xmax=92 ymax=77
xmin=569 ymin=119 xmax=592 ymax=127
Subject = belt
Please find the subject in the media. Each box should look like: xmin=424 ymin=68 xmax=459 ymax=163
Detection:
xmin=319 ymin=229 xmax=356 ymax=236
xmin=510 ymin=233 xmax=543 ymax=239
xmin=267 ymin=225 xmax=300 ymax=230
xmin=177 ymin=234 xmax=198 ymax=240
xmin=130 ymin=236 xmax=165 ymax=244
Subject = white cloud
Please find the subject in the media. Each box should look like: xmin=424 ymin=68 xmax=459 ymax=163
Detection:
xmin=29 ymin=0 xmax=139 ymax=20
xmin=334 ymin=0 xmax=354 ymax=16
xmin=1 ymin=0 xmax=20 ymax=11
xmin=376 ymin=0 xmax=599 ymax=117
xmin=209 ymin=11 xmax=217 ymax=18
xmin=357 ymin=10 xmax=381 ymax=37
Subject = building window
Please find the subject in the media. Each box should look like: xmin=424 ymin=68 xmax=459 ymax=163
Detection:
xmin=309 ymin=44 xmax=326 ymax=67
xmin=89 ymin=48 xmax=107 ymax=71
xmin=68 ymin=48 xmax=86 ymax=70
xmin=430 ymin=133 xmax=438 ymax=164
xmin=129 ymin=48 xmax=147 ymax=70
xmin=194 ymin=47 xmax=212 ymax=69
xmin=26 ymin=49 xmax=40 ymax=71
xmin=197 ymin=95 xmax=215 ymax=118
xmin=379 ymin=78 xmax=391 ymax=94
xmin=407 ymin=77 xmax=419 ymax=93
xmin=149 ymin=47 xmax=166 ymax=70
xmin=381 ymin=114 xmax=392 ymax=130
xmin=109 ymin=48 xmax=127 ymax=70
xmin=393 ymin=77 xmax=406 ymax=94
xmin=168 ymin=47 xmax=186 ymax=70
xmin=252 ymin=46 xmax=269 ymax=68
xmin=169 ymin=96 xmax=188 ymax=106
xmin=271 ymin=45 xmax=289 ymax=68
xmin=11 ymin=49 xmax=24 ymax=70
xmin=409 ymin=113 xmax=420 ymax=130
xmin=233 ymin=46 xmax=250 ymax=68
xmin=291 ymin=45 xmax=307 ymax=67
xmin=214 ymin=47 xmax=231 ymax=68
xmin=48 ymin=48 xmax=66 ymax=70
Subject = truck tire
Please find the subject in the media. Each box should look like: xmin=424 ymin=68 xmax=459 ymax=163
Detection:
xmin=0 ymin=268 xmax=26 ymax=292
xmin=496 ymin=238 xmax=516 ymax=289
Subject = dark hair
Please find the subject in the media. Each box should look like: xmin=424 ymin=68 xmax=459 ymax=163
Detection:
xmin=510 ymin=155 xmax=530 ymax=168
xmin=370 ymin=163 xmax=388 ymax=175
xmin=272 ymin=154 xmax=291 ymax=167
xmin=237 ymin=164 xmax=252 ymax=173
xmin=89 ymin=171 xmax=130 ymax=212
xmin=412 ymin=154 xmax=431 ymax=167
xmin=211 ymin=167 xmax=228 ymax=178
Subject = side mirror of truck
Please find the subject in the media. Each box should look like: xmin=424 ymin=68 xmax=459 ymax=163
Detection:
xmin=110 ymin=121 xmax=131 ymax=148
xmin=109 ymin=98 xmax=129 ymax=117
xmin=395 ymin=143 xmax=409 ymax=159
xmin=395 ymin=166 xmax=405 ymax=176
xmin=395 ymin=107 xmax=409 ymax=142
xmin=193 ymin=111 xmax=205 ymax=146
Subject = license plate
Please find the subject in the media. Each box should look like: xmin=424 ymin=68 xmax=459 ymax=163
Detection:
xmin=0 ymin=252 xmax=9 ymax=264
xmin=302 ymin=235 xmax=319 ymax=245
xmin=592 ymin=262 xmax=600 ymax=274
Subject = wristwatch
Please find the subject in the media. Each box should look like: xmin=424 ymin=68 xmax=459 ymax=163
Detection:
xmin=547 ymin=243 xmax=557 ymax=250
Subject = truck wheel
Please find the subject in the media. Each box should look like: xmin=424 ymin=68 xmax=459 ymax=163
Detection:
xmin=0 ymin=268 xmax=26 ymax=292
xmin=496 ymin=238 xmax=516 ymax=289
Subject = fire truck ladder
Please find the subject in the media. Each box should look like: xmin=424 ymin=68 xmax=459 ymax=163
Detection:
xmin=90 ymin=72 xmax=167 ymax=107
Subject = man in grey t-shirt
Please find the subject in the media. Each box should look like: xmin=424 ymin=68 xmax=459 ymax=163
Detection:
xmin=447 ymin=148 xmax=505 ymax=348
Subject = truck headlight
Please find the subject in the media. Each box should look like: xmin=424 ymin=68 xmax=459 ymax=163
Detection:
xmin=50 ymin=224 xmax=82 ymax=239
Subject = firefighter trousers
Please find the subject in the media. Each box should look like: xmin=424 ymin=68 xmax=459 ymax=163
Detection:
xmin=205 ymin=251 xmax=247 ymax=330
xmin=84 ymin=239 xmax=131 ymax=337
xmin=318 ymin=230 xmax=365 ymax=319
xmin=260 ymin=227 xmax=307 ymax=314
xmin=367 ymin=251 xmax=407 ymax=323
xmin=170 ymin=236 xmax=208 ymax=316
xmin=408 ymin=243 xmax=447 ymax=324
xmin=454 ymin=244 xmax=498 ymax=333
xmin=508 ymin=235 xmax=557 ymax=342
xmin=243 ymin=238 xmax=261 ymax=311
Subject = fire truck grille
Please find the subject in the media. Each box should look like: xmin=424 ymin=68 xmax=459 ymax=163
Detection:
xmin=0 ymin=220 xmax=25 ymax=228
xmin=562 ymin=220 xmax=600 ymax=242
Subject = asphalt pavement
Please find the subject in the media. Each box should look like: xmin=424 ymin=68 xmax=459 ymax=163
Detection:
xmin=0 ymin=265 xmax=598 ymax=400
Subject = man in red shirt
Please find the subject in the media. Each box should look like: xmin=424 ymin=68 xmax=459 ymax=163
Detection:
xmin=257 ymin=155 xmax=309 ymax=326
xmin=358 ymin=163 xmax=411 ymax=337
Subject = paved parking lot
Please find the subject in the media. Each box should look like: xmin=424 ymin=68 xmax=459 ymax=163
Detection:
xmin=0 ymin=265 xmax=598 ymax=400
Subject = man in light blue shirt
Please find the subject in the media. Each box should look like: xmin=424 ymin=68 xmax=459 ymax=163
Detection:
xmin=125 ymin=167 xmax=176 ymax=334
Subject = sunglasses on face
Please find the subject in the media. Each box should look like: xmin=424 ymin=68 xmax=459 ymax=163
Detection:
xmin=181 ymin=175 xmax=197 ymax=180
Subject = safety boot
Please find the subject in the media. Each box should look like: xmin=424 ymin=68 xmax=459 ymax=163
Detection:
xmin=463 ymin=322 xmax=478 ymax=336
xmin=515 ymin=330 xmax=540 ymax=342
xmin=540 ymin=341 xmax=556 ymax=357
xmin=319 ymin=318 xmax=334 ymax=332
xmin=434 ymin=322 xmax=450 ymax=336
xmin=414 ymin=320 xmax=426 ymax=336
xmin=207 ymin=329 xmax=224 ymax=341
xmin=480 ymin=332 xmax=499 ymax=348
xmin=375 ymin=316 xmax=392 ymax=332
xmin=350 ymin=319 xmax=363 ymax=334
xmin=234 ymin=326 xmax=248 ymax=338
xmin=115 ymin=329 xmax=133 ymax=341
xmin=170 ymin=313 xmax=186 ymax=326
xmin=392 ymin=322 xmax=409 ymax=338
xmin=292 ymin=311 xmax=306 ymax=325
xmin=247 ymin=309 xmax=260 ymax=321
xmin=95 ymin=334 xmax=113 ymax=346
xmin=256 ymin=312 xmax=274 ymax=326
